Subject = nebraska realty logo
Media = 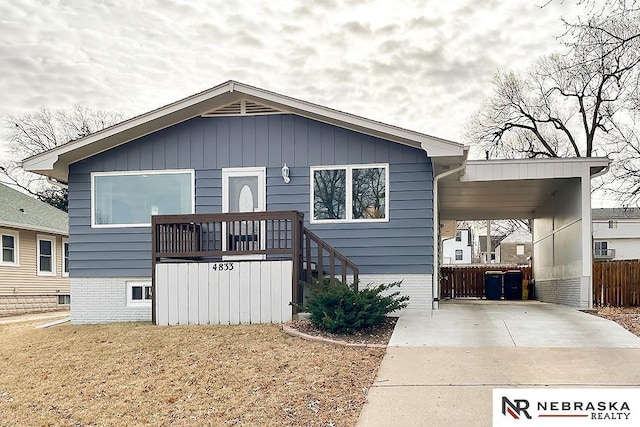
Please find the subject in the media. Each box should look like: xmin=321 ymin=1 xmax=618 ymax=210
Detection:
xmin=493 ymin=389 xmax=640 ymax=426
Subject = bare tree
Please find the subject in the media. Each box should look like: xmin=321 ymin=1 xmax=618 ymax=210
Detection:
xmin=467 ymin=7 xmax=640 ymax=204
xmin=1 ymin=106 xmax=122 ymax=211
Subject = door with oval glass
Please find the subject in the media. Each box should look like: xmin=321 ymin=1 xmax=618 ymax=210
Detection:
xmin=222 ymin=167 xmax=266 ymax=259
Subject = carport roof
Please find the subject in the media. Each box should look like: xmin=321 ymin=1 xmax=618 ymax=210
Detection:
xmin=439 ymin=157 xmax=610 ymax=221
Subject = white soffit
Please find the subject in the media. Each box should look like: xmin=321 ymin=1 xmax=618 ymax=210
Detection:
xmin=439 ymin=158 xmax=610 ymax=221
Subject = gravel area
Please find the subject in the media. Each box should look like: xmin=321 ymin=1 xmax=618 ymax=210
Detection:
xmin=595 ymin=307 xmax=640 ymax=336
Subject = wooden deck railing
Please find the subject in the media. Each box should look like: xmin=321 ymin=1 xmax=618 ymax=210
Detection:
xmin=152 ymin=210 xmax=304 ymax=259
xmin=302 ymin=228 xmax=359 ymax=290
xmin=151 ymin=210 xmax=359 ymax=322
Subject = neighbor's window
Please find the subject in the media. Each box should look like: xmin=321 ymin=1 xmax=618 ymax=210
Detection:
xmin=58 ymin=295 xmax=71 ymax=305
xmin=455 ymin=231 xmax=462 ymax=242
xmin=516 ymin=244 xmax=525 ymax=255
xmin=311 ymin=164 xmax=388 ymax=223
xmin=0 ymin=231 xmax=18 ymax=266
xmin=455 ymin=249 xmax=463 ymax=261
xmin=127 ymin=282 xmax=152 ymax=306
xmin=92 ymin=170 xmax=194 ymax=227
xmin=608 ymin=220 xmax=617 ymax=229
xmin=594 ymin=241 xmax=609 ymax=257
xmin=37 ymin=235 xmax=55 ymax=276
xmin=62 ymin=239 xmax=69 ymax=277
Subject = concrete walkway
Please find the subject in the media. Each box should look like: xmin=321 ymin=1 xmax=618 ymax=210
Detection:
xmin=357 ymin=301 xmax=640 ymax=427
xmin=0 ymin=310 xmax=69 ymax=325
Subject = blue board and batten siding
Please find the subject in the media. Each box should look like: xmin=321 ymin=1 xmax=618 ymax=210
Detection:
xmin=68 ymin=115 xmax=434 ymax=277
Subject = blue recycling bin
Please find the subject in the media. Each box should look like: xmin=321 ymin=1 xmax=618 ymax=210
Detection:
xmin=485 ymin=271 xmax=503 ymax=300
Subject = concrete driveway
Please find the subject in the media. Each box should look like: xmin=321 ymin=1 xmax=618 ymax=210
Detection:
xmin=357 ymin=301 xmax=640 ymax=427
xmin=389 ymin=300 xmax=640 ymax=347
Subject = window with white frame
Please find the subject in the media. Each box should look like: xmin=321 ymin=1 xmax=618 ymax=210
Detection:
xmin=311 ymin=164 xmax=389 ymax=223
xmin=594 ymin=241 xmax=609 ymax=257
xmin=608 ymin=220 xmax=617 ymax=229
xmin=62 ymin=239 xmax=69 ymax=277
xmin=92 ymin=170 xmax=194 ymax=227
xmin=0 ymin=230 xmax=19 ymax=266
xmin=455 ymin=249 xmax=463 ymax=261
xmin=127 ymin=281 xmax=152 ymax=306
xmin=455 ymin=231 xmax=462 ymax=242
xmin=516 ymin=244 xmax=525 ymax=255
xmin=37 ymin=235 xmax=55 ymax=276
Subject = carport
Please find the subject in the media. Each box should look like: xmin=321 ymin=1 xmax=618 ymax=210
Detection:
xmin=433 ymin=157 xmax=610 ymax=309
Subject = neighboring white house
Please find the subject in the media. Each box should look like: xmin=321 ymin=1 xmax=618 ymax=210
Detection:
xmin=442 ymin=228 xmax=473 ymax=264
xmin=592 ymin=208 xmax=640 ymax=261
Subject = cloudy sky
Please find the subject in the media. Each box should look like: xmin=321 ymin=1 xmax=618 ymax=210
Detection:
xmin=1 ymin=0 xmax=581 ymax=156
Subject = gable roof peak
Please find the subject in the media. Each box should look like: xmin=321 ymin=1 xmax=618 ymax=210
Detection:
xmin=23 ymin=80 xmax=465 ymax=182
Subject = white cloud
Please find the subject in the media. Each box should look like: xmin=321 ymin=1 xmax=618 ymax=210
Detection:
xmin=0 ymin=0 xmax=581 ymax=161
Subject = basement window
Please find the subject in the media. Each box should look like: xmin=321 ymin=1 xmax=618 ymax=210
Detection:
xmin=127 ymin=282 xmax=152 ymax=307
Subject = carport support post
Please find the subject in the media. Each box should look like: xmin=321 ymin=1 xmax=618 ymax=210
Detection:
xmin=581 ymin=167 xmax=593 ymax=309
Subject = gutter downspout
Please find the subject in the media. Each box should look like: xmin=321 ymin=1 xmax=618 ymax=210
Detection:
xmin=590 ymin=163 xmax=610 ymax=180
xmin=425 ymin=145 xmax=469 ymax=309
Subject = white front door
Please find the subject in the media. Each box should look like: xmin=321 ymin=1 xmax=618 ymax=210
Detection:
xmin=222 ymin=167 xmax=266 ymax=259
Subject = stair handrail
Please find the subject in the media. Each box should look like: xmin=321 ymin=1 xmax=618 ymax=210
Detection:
xmin=302 ymin=227 xmax=359 ymax=291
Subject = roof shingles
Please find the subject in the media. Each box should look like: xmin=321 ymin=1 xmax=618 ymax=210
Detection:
xmin=0 ymin=183 xmax=68 ymax=235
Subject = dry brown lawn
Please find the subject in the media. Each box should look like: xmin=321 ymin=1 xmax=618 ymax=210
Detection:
xmin=0 ymin=319 xmax=384 ymax=426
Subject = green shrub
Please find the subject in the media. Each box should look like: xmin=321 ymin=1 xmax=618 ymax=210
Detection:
xmin=300 ymin=278 xmax=409 ymax=334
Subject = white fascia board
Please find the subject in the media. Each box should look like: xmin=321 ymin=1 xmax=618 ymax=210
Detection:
xmin=23 ymin=80 xmax=467 ymax=179
xmin=466 ymin=157 xmax=610 ymax=169
xmin=463 ymin=157 xmax=610 ymax=181
xmin=23 ymin=82 xmax=235 ymax=176
xmin=420 ymin=141 xmax=467 ymax=157
xmin=21 ymin=154 xmax=58 ymax=173
xmin=0 ymin=220 xmax=68 ymax=236
xmin=235 ymin=83 xmax=465 ymax=156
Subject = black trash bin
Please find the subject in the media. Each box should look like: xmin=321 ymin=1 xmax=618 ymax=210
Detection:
xmin=504 ymin=270 xmax=523 ymax=300
xmin=485 ymin=271 xmax=503 ymax=300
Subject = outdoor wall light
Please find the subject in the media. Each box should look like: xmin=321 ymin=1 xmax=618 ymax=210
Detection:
xmin=282 ymin=163 xmax=290 ymax=183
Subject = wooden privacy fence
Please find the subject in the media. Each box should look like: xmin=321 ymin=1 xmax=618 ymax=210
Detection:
xmin=440 ymin=266 xmax=532 ymax=299
xmin=593 ymin=260 xmax=640 ymax=307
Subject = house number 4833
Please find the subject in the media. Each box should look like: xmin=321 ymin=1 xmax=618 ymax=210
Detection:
xmin=212 ymin=262 xmax=234 ymax=271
